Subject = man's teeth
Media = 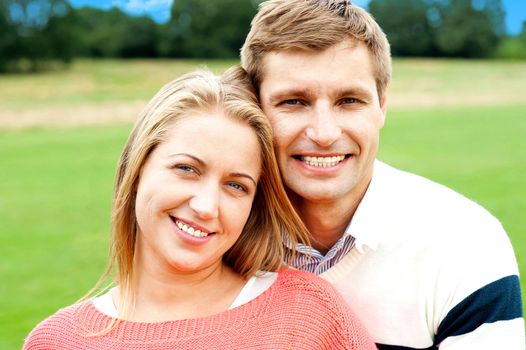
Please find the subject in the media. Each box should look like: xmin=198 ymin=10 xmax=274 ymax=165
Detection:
xmin=302 ymin=155 xmax=345 ymax=167
xmin=176 ymin=220 xmax=209 ymax=237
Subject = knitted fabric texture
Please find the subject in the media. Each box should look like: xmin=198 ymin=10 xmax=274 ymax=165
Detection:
xmin=24 ymin=269 xmax=376 ymax=349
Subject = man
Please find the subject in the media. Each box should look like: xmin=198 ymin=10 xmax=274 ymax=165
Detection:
xmin=240 ymin=0 xmax=524 ymax=348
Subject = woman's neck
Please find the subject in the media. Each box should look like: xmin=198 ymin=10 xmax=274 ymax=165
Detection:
xmin=115 ymin=262 xmax=245 ymax=322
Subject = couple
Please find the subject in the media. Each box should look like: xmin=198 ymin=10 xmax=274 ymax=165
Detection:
xmin=24 ymin=0 xmax=524 ymax=349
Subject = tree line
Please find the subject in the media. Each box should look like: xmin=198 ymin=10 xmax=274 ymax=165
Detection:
xmin=1 ymin=0 xmax=525 ymax=73
xmin=369 ymin=0 xmax=525 ymax=59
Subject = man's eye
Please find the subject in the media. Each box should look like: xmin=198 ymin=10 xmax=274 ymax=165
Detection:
xmin=342 ymin=98 xmax=358 ymax=104
xmin=284 ymin=99 xmax=301 ymax=105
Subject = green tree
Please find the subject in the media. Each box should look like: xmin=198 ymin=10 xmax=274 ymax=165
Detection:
xmin=120 ymin=16 xmax=159 ymax=57
xmin=0 ymin=0 xmax=76 ymax=72
xmin=368 ymin=0 xmax=505 ymax=58
xmin=74 ymin=7 xmax=159 ymax=58
xmin=40 ymin=7 xmax=78 ymax=62
xmin=495 ymin=22 xmax=526 ymax=59
xmin=161 ymin=0 xmax=259 ymax=58
xmin=0 ymin=2 xmax=17 ymax=71
xmin=433 ymin=0 xmax=505 ymax=57
xmin=369 ymin=0 xmax=436 ymax=56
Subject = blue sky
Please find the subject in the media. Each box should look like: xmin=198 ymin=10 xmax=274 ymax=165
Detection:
xmin=69 ymin=0 xmax=172 ymax=23
xmin=69 ymin=0 xmax=526 ymax=35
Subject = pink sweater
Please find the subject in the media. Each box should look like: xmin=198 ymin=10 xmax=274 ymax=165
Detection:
xmin=24 ymin=269 xmax=376 ymax=349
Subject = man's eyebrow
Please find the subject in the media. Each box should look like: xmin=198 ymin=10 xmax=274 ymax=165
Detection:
xmin=168 ymin=153 xmax=205 ymax=166
xmin=333 ymin=86 xmax=374 ymax=100
xmin=267 ymin=88 xmax=313 ymax=103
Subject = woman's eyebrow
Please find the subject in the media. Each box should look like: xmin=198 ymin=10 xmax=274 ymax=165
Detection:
xmin=168 ymin=153 xmax=205 ymax=166
xmin=230 ymin=172 xmax=257 ymax=186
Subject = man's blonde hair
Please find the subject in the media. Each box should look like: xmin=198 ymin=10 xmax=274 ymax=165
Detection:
xmin=241 ymin=0 xmax=392 ymax=101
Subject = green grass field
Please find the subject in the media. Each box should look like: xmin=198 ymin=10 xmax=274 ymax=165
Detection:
xmin=0 ymin=59 xmax=525 ymax=348
xmin=0 ymin=59 xmax=234 ymax=110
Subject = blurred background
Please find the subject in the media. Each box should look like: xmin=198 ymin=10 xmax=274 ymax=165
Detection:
xmin=0 ymin=0 xmax=525 ymax=348
xmin=1 ymin=0 xmax=525 ymax=72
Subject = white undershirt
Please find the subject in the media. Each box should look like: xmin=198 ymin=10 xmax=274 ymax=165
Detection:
xmin=93 ymin=271 xmax=278 ymax=318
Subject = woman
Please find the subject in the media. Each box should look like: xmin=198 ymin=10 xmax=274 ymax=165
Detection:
xmin=23 ymin=67 xmax=376 ymax=349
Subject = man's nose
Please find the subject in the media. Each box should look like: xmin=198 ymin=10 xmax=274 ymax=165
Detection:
xmin=305 ymin=103 xmax=342 ymax=147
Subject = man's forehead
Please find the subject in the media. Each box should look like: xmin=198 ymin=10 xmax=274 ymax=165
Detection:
xmin=259 ymin=39 xmax=365 ymax=82
xmin=260 ymin=43 xmax=373 ymax=84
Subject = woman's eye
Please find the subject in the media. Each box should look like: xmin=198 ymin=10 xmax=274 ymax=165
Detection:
xmin=174 ymin=164 xmax=196 ymax=173
xmin=228 ymin=182 xmax=247 ymax=192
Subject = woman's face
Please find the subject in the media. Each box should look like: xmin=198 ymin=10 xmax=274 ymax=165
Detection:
xmin=134 ymin=110 xmax=261 ymax=276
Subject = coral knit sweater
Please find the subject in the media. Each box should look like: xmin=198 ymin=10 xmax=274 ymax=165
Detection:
xmin=24 ymin=269 xmax=376 ymax=349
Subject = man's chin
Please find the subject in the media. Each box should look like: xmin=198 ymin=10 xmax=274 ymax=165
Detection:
xmin=286 ymin=185 xmax=353 ymax=205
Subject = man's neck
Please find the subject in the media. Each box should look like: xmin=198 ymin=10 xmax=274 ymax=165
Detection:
xmin=292 ymin=181 xmax=371 ymax=255
xmin=294 ymin=199 xmax=358 ymax=255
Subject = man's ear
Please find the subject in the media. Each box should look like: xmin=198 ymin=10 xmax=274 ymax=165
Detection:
xmin=379 ymin=92 xmax=388 ymax=128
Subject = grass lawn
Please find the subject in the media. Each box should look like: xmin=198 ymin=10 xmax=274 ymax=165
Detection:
xmin=0 ymin=59 xmax=525 ymax=348
xmin=0 ymin=125 xmax=130 ymax=349
xmin=0 ymin=59 xmax=235 ymax=110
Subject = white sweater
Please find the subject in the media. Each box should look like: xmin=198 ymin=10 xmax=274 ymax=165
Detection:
xmin=321 ymin=161 xmax=524 ymax=349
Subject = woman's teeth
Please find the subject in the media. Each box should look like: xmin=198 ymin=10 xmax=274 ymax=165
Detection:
xmin=176 ymin=220 xmax=209 ymax=237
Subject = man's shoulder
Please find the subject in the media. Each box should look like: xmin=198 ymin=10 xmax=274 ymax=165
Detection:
xmin=374 ymin=160 xmax=474 ymax=202
xmin=363 ymin=160 xmax=513 ymax=257
xmin=369 ymin=162 xmax=517 ymax=272
xmin=373 ymin=160 xmax=501 ymax=227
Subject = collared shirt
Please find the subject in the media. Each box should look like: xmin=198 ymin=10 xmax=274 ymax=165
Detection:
xmin=284 ymin=160 xmax=384 ymax=275
xmin=285 ymin=231 xmax=355 ymax=275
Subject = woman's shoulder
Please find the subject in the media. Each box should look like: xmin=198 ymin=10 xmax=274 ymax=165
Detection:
xmin=23 ymin=301 xmax=93 ymax=350
xmin=274 ymin=268 xmax=352 ymax=310
xmin=272 ymin=269 xmax=377 ymax=348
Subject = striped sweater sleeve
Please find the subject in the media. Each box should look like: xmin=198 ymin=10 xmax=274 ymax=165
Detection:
xmin=432 ymin=218 xmax=524 ymax=349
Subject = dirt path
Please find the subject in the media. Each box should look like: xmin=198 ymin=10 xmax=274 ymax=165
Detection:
xmin=0 ymin=101 xmax=145 ymax=129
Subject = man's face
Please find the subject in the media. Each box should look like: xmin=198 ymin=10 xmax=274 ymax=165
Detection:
xmin=259 ymin=40 xmax=386 ymax=206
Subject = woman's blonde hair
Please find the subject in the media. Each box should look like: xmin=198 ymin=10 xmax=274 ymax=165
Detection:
xmin=241 ymin=0 xmax=392 ymax=101
xmin=87 ymin=66 xmax=308 ymax=319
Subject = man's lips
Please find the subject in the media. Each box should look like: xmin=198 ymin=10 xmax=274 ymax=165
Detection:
xmin=292 ymin=154 xmax=351 ymax=168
